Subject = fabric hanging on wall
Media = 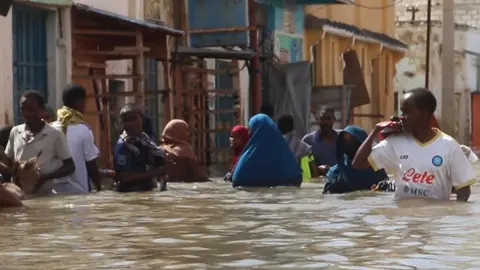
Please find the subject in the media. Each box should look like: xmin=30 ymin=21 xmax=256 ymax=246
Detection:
xmin=343 ymin=50 xmax=370 ymax=108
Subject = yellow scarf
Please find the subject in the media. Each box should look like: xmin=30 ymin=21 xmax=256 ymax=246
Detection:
xmin=57 ymin=106 xmax=84 ymax=133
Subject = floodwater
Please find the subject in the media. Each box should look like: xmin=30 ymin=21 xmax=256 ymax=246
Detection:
xmin=1 ymin=166 xmax=480 ymax=269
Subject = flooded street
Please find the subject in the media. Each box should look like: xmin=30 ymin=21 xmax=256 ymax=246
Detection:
xmin=1 ymin=166 xmax=480 ymax=269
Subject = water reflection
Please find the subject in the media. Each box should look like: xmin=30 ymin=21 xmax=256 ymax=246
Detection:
xmin=0 ymin=173 xmax=479 ymax=269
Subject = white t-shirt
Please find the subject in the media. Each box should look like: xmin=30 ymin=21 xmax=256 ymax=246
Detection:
xmin=51 ymin=122 xmax=100 ymax=193
xmin=368 ymin=130 xmax=476 ymax=200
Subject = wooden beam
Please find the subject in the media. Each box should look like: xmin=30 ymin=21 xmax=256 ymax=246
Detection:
xmin=74 ymin=61 xmax=107 ymax=69
xmin=86 ymin=89 xmax=169 ymax=98
xmin=135 ymin=30 xmax=145 ymax=105
xmin=73 ymin=49 xmax=142 ymax=56
xmin=114 ymin=46 xmax=150 ymax=52
xmin=179 ymin=89 xmax=238 ymax=95
xmin=73 ymin=29 xmax=136 ymax=36
xmin=72 ymin=74 xmax=144 ymax=80
xmin=182 ymin=67 xmax=241 ymax=75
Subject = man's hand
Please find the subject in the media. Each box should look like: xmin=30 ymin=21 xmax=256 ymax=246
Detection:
xmin=318 ymin=165 xmax=331 ymax=176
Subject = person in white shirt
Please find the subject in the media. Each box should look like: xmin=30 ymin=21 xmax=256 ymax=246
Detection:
xmin=51 ymin=84 xmax=101 ymax=193
xmin=352 ymin=88 xmax=476 ymax=201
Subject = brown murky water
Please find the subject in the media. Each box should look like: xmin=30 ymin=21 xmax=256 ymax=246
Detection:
xmin=1 ymin=165 xmax=480 ymax=269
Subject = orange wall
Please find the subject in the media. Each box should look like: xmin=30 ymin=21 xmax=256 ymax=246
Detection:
xmin=304 ymin=0 xmax=399 ymax=130
xmin=305 ymin=0 xmax=395 ymax=37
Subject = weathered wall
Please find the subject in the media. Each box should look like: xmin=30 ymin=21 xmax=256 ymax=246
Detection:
xmin=0 ymin=12 xmax=13 ymax=125
xmin=396 ymin=0 xmax=480 ymax=27
xmin=395 ymin=23 xmax=480 ymax=143
xmin=304 ymin=0 xmax=399 ymax=131
xmin=305 ymin=0 xmax=396 ymax=37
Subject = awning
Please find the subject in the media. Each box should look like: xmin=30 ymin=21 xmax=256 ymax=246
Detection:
xmin=73 ymin=3 xmax=183 ymax=37
xmin=15 ymin=0 xmax=72 ymax=6
xmin=305 ymin=15 xmax=408 ymax=52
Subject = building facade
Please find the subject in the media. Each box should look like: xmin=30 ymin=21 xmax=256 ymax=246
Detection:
xmin=395 ymin=0 xmax=480 ymax=144
xmin=0 ymin=0 xmax=72 ymax=125
xmin=304 ymin=0 xmax=406 ymax=130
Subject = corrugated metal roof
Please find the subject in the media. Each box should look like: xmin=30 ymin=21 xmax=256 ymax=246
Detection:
xmin=16 ymin=0 xmax=72 ymax=5
xmin=73 ymin=3 xmax=184 ymax=37
xmin=305 ymin=15 xmax=408 ymax=50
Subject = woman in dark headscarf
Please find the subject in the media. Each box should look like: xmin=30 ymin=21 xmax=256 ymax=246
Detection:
xmin=324 ymin=125 xmax=388 ymax=194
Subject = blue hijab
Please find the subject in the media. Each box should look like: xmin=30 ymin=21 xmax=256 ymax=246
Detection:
xmin=232 ymin=114 xmax=302 ymax=187
xmin=324 ymin=125 xmax=388 ymax=194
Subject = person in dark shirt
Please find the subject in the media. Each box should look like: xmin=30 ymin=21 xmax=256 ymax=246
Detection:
xmin=302 ymin=107 xmax=339 ymax=174
xmin=113 ymin=104 xmax=166 ymax=192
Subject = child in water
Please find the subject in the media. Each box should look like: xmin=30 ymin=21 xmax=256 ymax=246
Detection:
xmin=224 ymin=125 xmax=249 ymax=181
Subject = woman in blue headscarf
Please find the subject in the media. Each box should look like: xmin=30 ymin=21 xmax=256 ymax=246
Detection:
xmin=324 ymin=125 xmax=388 ymax=194
xmin=232 ymin=114 xmax=302 ymax=187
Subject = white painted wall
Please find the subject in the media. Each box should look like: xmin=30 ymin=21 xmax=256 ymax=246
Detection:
xmin=0 ymin=12 xmax=13 ymax=125
xmin=395 ymin=24 xmax=480 ymax=143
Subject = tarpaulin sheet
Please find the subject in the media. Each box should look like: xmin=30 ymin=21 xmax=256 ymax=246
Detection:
xmin=268 ymin=61 xmax=312 ymax=137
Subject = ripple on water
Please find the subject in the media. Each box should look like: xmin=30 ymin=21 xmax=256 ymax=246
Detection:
xmin=3 ymin=170 xmax=480 ymax=269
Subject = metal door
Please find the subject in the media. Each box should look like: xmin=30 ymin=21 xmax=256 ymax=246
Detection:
xmin=12 ymin=4 xmax=48 ymax=123
xmin=145 ymin=58 xmax=160 ymax=140
xmin=215 ymin=60 xmax=235 ymax=162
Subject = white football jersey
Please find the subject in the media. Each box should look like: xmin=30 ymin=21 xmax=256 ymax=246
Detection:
xmin=369 ymin=130 xmax=476 ymax=200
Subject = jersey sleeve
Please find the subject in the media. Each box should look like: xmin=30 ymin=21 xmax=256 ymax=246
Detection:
xmin=449 ymin=143 xmax=476 ymax=190
xmin=368 ymin=138 xmax=397 ymax=172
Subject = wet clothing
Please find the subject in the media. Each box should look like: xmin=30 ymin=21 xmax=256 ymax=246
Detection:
xmin=113 ymin=133 xmax=165 ymax=192
xmin=161 ymin=119 xmax=209 ymax=182
xmin=302 ymin=130 xmax=338 ymax=166
xmin=232 ymin=114 xmax=302 ymax=187
xmin=230 ymin=125 xmax=249 ymax=171
xmin=324 ymin=126 xmax=388 ymax=194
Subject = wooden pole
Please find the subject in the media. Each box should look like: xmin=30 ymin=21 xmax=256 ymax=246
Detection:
xmin=441 ymin=0 xmax=455 ymax=137
xmin=248 ymin=0 xmax=261 ymax=114
xmin=425 ymin=0 xmax=432 ymax=89
xmin=135 ymin=30 xmax=145 ymax=105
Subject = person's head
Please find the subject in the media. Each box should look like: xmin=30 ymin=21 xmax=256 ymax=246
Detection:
xmin=277 ymin=114 xmax=295 ymax=135
xmin=229 ymin=125 xmax=249 ymax=151
xmin=62 ymin=84 xmax=87 ymax=113
xmin=248 ymin=113 xmax=277 ymax=138
xmin=400 ymin=88 xmax=437 ymax=132
xmin=318 ymin=106 xmax=336 ymax=132
xmin=20 ymin=90 xmax=45 ymax=126
xmin=338 ymin=125 xmax=367 ymax=160
xmin=0 ymin=126 xmax=13 ymax=149
xmin=42 ymin=104 xmax=56 ymax=123
xmin=119 ymin=103 xmax=144 ymax=136
xmin=162 ymin=119 xmax=191 ymax=144
xmin=260 ymin=103 xmax=274 ymax=119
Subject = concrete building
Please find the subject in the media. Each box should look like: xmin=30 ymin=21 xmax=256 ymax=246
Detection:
xmin=395 ymin=0 xmax=480 ymax=144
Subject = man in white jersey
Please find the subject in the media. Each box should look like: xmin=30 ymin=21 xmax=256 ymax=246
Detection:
xmin=352 ymin=88 xmax=475 ymax=201
xmin=51 ymin=84 xmax=101 ymax=193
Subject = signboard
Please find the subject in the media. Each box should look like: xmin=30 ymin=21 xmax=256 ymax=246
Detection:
xmin=275 ymin=33 xmax=303 ymax=63
xmin=188 ymin=0 xmax=249 ymax=47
